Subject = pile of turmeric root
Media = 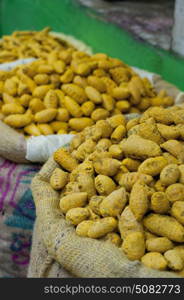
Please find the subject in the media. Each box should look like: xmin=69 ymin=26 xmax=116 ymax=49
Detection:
xmin=0 ymin=27 xmax=70 ymax=63
xmin=0 ymin=29 xmax=174 ymax=137
xmin=51 ymin=107 xmax=184 ymax=276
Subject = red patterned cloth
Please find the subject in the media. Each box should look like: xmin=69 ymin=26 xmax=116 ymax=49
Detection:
xmin=0 ymin=157 xmax=40 ymax=277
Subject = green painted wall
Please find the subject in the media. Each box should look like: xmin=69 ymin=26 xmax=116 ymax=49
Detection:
xmin=0 ymin=0 xmax=184 ymax=90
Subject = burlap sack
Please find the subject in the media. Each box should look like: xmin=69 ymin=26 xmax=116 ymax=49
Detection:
xmin=28 ymin=157 xmax=179 ymax=278
xmin=153 ymin=75 xmax=184 ymax=105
